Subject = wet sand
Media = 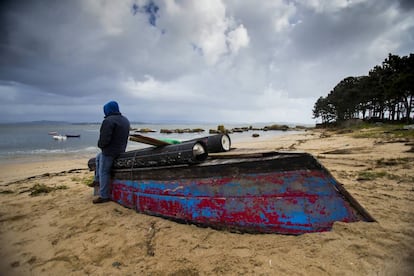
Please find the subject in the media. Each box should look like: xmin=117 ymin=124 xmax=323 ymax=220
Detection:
xmin=0 ymin=129 xmax=413 ymax=275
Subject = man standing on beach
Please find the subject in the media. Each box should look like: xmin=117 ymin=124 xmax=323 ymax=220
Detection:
xmin=93 ymin=101 xmax=130 ymax=204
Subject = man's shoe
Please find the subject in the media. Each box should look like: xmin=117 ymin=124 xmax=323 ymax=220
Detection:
xmin=93 ymin=197 xmax=110 ymax=204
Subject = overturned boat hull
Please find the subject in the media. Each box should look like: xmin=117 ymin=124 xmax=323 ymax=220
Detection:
xmin=93 ymin=150 xmax=374 ymax=234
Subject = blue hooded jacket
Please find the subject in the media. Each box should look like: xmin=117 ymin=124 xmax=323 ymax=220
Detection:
xmin=98 ymin=101 xmax=130 ymax=157
xmin=103 ymin=101 xmax=120 ymax=117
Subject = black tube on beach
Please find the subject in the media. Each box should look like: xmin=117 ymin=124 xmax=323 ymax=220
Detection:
xmin=188 ymin=134 xmax=231 ymax=153
xmin=87 ymin=140 xmax=209 ymax=171
xmin=87 ymin=135 xmax=229 ymax=171
xmin=114 ymin=140 xmax=208 ymax=169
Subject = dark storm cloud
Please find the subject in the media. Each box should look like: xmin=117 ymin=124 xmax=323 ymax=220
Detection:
xmin=397 ymin=0 xmax=414 ymax=10
xmin=0 ymin=0 xmax=170 ymax=98
xmin=0 ymin=0 xmax=109 ymax=96
xmin=290 ymin=1 xmax=395 ymax=60
xmin=0 ymin=0 xmax=413 ymax=123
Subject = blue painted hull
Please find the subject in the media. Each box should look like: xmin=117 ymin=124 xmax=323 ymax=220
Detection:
xmin=106 ymin=152 xmax=374 ymax=234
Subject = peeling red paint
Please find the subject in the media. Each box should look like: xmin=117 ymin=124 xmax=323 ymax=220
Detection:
xmin=101 ymin=152 xmax=375 ymax=234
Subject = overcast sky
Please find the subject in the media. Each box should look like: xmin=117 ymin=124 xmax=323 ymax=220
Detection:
xmin=0 ymin=0 xmax=413 ymax=124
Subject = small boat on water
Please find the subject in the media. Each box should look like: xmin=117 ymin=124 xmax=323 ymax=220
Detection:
xmin=51 ymin=134 xmax=80 ymax=140
xmin=88 ymin=134 xmax=374 ymax=234
xmin=65 ymin=134 xmax=81 ymax=138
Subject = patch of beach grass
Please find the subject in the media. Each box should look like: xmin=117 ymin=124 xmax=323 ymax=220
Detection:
xmin=83 ymin=175 xmax=95 ymax=187
xmin=356 ymin=170 xmax=413 ymax=182
xmin=376 ymin=157 xmax=414 ymax=167
xmin=357 ymin=171 xmax=388 ymax=181
xmin=71 ymin=174 xmax=94 ymax=187
xmin=348 ymin=124 xmax=414 ymax=139
xmin=322 ymin=122 xmax=414 ymax=139
xmin=29 ymin=183 xmax=68 ymax=196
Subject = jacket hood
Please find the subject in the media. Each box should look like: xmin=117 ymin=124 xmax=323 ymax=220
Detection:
xmin=103 ymin=101 xmax=120 ymax=116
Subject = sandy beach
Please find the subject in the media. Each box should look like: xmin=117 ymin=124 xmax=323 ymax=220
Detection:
xmin=0 ymin=129 xmax=413 ymax=275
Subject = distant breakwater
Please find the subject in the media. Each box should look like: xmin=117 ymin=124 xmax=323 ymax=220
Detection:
xmin=131 ymin=124 xmax=311 ymax=135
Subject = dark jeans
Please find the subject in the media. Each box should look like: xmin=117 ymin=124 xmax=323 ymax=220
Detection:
xmin=94 ymin=152 xmax=114 ymax=199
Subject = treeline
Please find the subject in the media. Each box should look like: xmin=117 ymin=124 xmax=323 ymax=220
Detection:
xmin=313 ymin=53 xmax=414 ymax=124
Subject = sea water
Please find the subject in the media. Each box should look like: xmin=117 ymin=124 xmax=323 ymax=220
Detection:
xmin=0 ymin=122 xmax=298 ymax=163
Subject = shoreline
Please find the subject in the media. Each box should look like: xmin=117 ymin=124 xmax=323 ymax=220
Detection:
xmin=1 ymin=129 xmax=413 ymax=275
xmin=0 ymin=157 xmax=90 ymax=185
xmin=0 ymin=131 xmax=304 ymax=184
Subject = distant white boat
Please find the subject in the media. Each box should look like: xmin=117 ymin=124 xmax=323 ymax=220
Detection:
xmin=53 ymin=135 xmax=67 ymax=140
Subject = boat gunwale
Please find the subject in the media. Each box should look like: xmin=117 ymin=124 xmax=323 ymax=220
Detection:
xmin=111 ymin=151 xmax=322 ymax=179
